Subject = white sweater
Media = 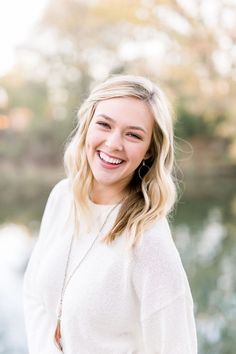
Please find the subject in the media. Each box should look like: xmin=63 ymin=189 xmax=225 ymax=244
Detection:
xmin=23 ymin=179 xmax=198 ymax=354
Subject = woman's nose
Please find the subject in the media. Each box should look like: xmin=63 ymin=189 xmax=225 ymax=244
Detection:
xmin=105 ymin=131 xmax=123 ymax=151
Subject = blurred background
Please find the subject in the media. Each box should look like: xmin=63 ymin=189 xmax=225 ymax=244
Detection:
xmin=0 ymin=0 xmax=235 ymax=353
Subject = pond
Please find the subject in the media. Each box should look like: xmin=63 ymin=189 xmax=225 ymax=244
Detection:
xmin=0 ymin=175 xmax=235 ymax=354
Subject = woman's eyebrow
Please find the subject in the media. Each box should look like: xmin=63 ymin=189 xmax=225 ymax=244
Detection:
xmin=96 ymin=114 xmax=147 ymax=134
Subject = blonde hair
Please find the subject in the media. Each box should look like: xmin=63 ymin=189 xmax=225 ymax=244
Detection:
xmin=64 ymin=74 xmax=176 ymax=248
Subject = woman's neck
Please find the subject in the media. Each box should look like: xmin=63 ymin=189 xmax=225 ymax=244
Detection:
xmin=90 ymin=183 xmax=127 ymax=205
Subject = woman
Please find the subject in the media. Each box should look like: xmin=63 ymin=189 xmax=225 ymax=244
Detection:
xmin=23 ymin=74 xmax=198 ymax=353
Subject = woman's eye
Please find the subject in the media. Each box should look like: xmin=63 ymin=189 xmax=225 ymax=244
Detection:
xmin=97 ymin=121 xmax=111 ymax=129
xmin=127 ymin=132 xmax=142 ymax=140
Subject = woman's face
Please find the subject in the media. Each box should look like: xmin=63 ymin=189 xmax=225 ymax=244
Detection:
xmin=85 ymin=96 xmax=154 ymax=200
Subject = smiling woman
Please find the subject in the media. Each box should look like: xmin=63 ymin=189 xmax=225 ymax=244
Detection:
xmin=85 ymin=97 xmax=153 ymax=204
xmin=23 ymin=74 xmax=198 ymax=354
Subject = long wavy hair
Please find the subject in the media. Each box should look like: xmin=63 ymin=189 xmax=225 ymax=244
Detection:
xmin=64 ymin=74 xmax=177 ymax=248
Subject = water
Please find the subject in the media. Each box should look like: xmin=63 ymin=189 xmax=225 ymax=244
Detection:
xmin=0 ymin=176 xmax=235 ymax=354
xmin=173 ymin=177 xmax=236 ymax=354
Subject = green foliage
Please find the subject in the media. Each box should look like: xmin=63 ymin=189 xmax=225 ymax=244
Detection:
xmin=0 ymin=117 xmax=74 ymax=166
xmin=175 ymin=105 xmax=216 ymax=138
xmin=0 ymin=78 xmax=49 ymax=118
xmin=0 ymin=0 xmax=236 ymax=171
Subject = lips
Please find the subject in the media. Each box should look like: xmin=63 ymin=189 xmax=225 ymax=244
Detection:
xmin=97 ymin=151 xmax=124 ymax=165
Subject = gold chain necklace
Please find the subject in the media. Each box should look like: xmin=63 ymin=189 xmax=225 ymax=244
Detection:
xmin=54 ymin=202 xmax=121 ymax=351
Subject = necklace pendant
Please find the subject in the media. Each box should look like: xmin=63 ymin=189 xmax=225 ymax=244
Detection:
xmin=54 ymin=319 xmax=63 ymax=351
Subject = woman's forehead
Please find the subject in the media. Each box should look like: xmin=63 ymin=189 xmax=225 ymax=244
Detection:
xmin=93 ymin=97 xmax=154 ymax=130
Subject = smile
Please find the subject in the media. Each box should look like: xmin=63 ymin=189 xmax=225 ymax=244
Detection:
xmin=98 ymin=151 xmax=124 ymax=165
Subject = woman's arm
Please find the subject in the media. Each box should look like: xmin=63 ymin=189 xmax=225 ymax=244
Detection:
xmin=23 ymin=179 xmax=68 ymax=354
xmin=132 ymin=217 xmax=198 ymax=354
xmin=141 ymin=293 xmax=197 ymax=353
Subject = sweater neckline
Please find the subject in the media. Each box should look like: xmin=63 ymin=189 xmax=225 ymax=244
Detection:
xmin=88 ymin=198 xmax=123 ymax=210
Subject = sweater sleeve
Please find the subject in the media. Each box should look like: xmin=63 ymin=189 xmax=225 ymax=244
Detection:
xmin=23 ymin=179 xmax=69 ymax=354
xmin=132 ymin=217 xmax=198 ymax=354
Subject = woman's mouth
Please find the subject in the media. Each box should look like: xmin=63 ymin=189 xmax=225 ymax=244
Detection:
xmin=98 ymin=151 xmax=124 ymax=165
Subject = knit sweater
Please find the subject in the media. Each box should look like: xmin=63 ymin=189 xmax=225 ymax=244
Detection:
xmin=23 ymin=179 xmax=198 ymax=354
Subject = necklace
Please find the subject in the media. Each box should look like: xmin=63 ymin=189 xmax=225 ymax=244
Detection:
xmin=54 ymin=202 xmax=121 ymax=352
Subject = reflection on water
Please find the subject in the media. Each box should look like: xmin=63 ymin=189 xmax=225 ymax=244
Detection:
xmin=0 ymin=224 xmax=35 ymax=354
xmin=0 ymin=177 xmax=235 ymax=354
xmin=173 ymin=177 xmax=236 ymax=354
xmin=174 ymin=207 xmax=235 ymax=354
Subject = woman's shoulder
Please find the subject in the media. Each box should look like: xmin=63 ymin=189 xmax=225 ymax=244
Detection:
xmin=133 ymin=216 xmax=184 ymax=275
xmin=136 ymin=217 xmax=175 ymax=252
xmin=50 ymin=178 xmax=71 ymax=197
xmin=44 ymin=178 xmax=72 ymax=216
xmin=38 ymin=178 xmax=73 ymax=236
xmin=132 ymin=216 xmax=192 ymax=303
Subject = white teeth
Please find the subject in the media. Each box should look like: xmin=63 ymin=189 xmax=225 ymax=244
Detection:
xmin=99 ymin=151 xmax=123 ymax=165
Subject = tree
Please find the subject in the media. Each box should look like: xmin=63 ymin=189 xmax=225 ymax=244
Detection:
xmin=4 ymin=0 xmax=236 ymax=162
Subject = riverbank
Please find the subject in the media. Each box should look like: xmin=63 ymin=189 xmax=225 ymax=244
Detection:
xmin=176 ymin=137 xmax=236 ymax=178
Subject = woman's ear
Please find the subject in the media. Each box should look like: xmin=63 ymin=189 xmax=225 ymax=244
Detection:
xmin=144 ymin=149 xmax=152 ymax=160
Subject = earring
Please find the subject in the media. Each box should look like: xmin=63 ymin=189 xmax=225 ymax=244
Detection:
xmin=138 ymin=160 xmax=149 ymax=180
